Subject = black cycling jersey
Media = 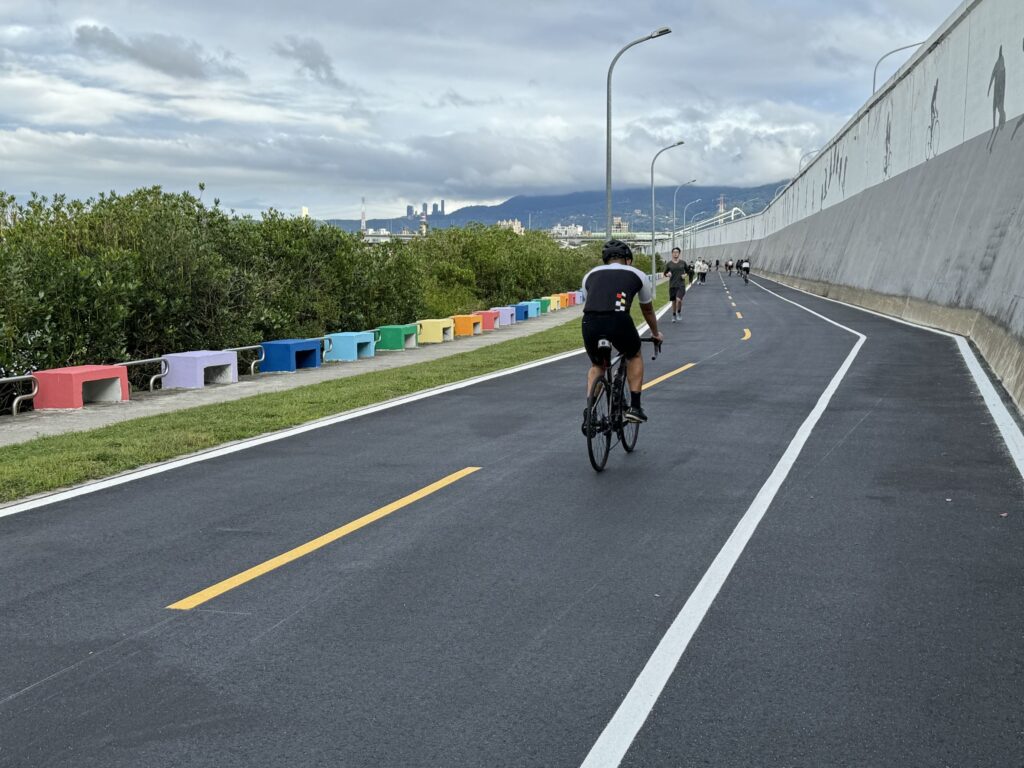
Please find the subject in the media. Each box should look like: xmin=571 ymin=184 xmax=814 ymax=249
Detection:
xmin=581 ymin=263 xmax=653 ymax=314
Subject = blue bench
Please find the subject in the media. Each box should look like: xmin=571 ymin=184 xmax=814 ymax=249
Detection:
xmin=324 ymin=331 xmax=378 ymax=362
xmin=260 ymin=339 xmax=323 ymax=373
xmin=517 ymin=301 xmax=541 ymax=319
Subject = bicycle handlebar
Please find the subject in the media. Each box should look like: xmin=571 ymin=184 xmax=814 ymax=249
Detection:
xmin=641 ymin=337 xmax=662 ymax=360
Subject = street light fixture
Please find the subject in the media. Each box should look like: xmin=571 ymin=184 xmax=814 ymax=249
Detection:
xmin=671 ymin=180 xmax=697 ymax=252
xmin=798 ymin=149 xmax=820 ymax=172
xmin=606 ymin=27 xmax=672 ymax=237
xmin=873 ymin=41 xmax=925 ymax=93
xmin=650 ymin=140 xmax=685 ymax=287
xmin=680 ymin=198 xmax=701 ymax=256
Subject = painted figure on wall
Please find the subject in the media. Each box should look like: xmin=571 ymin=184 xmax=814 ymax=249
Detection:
xmin=987 ymin=45 xmax=1006 ymax=150
xmin=927 ymin=79 xmax=940 ymax=159
xmin=884 ymin=113 xmax=893 ymax=178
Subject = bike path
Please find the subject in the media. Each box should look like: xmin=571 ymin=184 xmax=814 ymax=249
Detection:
xmin=1 ymin=277 xmax=1015 ymax=766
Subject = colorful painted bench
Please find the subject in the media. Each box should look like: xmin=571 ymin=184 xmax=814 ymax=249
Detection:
xmin=574 ymin=290 xmax=585 ymax=305
xmin=34 ymin=365 xmax=130 ymax=409
xmin=418 ymin=319 xmax=455 ymax=344
xmin=163 ymin=350 xmax=238 ymax=389
xmin=518 ymin=301 xmax=540 ymax=319
xmin=537 ymin=298 xmax=551 ymax=314
xmin=492 ymin=306 xmax=516 ymax=326
xmin=452 ymin=314 xmax=483 ymax=337
xmin=377 ymin=324 xmax=418 ymax=351
xmin=324 ymin=331 xmax=377 ymax=362
xmin=473 ymin=310 xmax=501 ymax=331
xmin=260 ymin=339 xmax=323 ymax=373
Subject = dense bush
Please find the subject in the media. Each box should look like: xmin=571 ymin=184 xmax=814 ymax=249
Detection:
xmin=0 ymin=187 xmax=599 ymax=411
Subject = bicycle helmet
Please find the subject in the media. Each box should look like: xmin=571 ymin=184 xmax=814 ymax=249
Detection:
xmin=602 ymin=239 xmax=633 ymax=263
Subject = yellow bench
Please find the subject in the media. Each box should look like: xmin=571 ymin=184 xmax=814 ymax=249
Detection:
xmin=547 ymin=295 xmax=562 ymax=311
xmin=452 ymin=315 xmax=483 ymax=337
xmin=417 ymin=318 xmax=455 ymax=344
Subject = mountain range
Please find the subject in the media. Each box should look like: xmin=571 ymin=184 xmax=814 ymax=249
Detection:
xmin=324 ymin=182 xmax=786 ymax=234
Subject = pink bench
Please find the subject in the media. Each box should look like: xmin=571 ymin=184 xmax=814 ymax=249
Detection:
xmin=34 ymin=365 xmax=130 ymax=409
xmin=473 ymin=310 xmax=501 ymax=331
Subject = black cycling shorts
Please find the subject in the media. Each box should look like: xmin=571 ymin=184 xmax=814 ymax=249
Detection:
xmin=670 ymin=285 xmax=685 ymax=301
xmin=582 ymin=313 xmax=641 ymax=364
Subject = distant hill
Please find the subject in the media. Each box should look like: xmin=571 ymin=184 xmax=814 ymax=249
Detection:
xmin=324 ymin=183 xmax=786 ymax=234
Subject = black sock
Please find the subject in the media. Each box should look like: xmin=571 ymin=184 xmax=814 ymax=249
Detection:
xmin=631 ymin=391 xmax=642 ymax=408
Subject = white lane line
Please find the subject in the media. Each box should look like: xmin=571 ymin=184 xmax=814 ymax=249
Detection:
xmin=0 ymin=303 xmax=673 ymax=520
xmin=753 ymin=277 xmax=1024 ymax=482
xmin=580 ymin=292 xmax=866 ymax=768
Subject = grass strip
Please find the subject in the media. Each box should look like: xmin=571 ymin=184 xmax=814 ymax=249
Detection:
xmin=0 ymin=285 xmax=667 ymax=504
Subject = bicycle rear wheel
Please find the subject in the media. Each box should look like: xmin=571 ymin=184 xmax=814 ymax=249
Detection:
xmin=620 ymin=418 xmax=640 ymax=452
xmin=586 ymin=377 xmax=612 ymax=472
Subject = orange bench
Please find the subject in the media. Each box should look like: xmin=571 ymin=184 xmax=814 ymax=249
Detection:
xmin=452 ymin=315 xmax=483 ymax=337
xmin=34 ymin=365 xmax=130 ymax=409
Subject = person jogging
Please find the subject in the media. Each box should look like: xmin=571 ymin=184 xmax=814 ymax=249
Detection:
xmin=663 ymin=247 xmax=688 ymax=323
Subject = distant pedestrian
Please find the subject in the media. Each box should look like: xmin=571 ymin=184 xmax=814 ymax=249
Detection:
xmin=663 ymin=247 xmax=688 ymax=323
xmin=715 ymin=259 xmax=720 ymax=272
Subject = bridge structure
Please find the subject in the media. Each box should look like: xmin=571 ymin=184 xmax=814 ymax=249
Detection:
xmin=2 ymin=1 xmax=1023 ymax=766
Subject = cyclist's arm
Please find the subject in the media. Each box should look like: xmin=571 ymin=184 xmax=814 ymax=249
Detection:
xmin=639 ymin=302 xmax=662 ymax=340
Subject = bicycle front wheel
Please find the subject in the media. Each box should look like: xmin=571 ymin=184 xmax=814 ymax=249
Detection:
xmin=586 ymin=377 xmax=612 ymax=472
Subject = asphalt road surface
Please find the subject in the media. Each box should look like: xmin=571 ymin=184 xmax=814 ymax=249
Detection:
xmin=2 ymin=275 xmax=1022 ymax=767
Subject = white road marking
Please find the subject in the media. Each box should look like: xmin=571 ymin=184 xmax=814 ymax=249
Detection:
xmin=0 ymin=304 xmax=673 ymax=519
xmin=753 ymin=277 xmax=1024 ymax=482
xmin=580 ymin=288 xmax=865 ymax=768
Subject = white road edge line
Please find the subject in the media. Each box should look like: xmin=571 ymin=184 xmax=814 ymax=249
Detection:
xmin=0 ymin=303 xmax=672 ymax=520
xmin=752 ymin=277 xmax=1024 ymax=482
xmin=580 ymin=288 xmax=865 ymax=768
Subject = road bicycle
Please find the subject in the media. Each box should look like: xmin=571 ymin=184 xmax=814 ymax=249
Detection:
xmin=583 ymin=336 xmax=662 ymax=472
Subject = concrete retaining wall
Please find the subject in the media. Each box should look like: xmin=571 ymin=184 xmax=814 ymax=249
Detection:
xmin=689 ymin=0 xmax=1024 ymax=411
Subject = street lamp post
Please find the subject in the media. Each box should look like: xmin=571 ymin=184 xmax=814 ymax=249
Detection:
xmin=671 ymin=181 xmax=697 ymax=252
xmin=651 ymin=141 xmax=685 ymax=288
xmin=606 ymin=27 xmax=672 ymax=238
xmin=798 ymin=149 xmax=820 ymax=173
xmin=681 ymin=199 xmax=701 ymax=256
xmin=873 ymin=41 xmax=925 ymax=93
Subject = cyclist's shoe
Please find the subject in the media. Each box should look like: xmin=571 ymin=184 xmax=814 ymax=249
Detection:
xmin=624 ymin=406 xmax=648 ymax=423
xmin=581 ymin=407 xmax=592 ymax=436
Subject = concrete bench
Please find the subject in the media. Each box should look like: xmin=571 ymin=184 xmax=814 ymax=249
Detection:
xmin=574 ymin=290 xmax=585 ymax=305
xmin=260 ymin=339 xmax=323 ymax=373
xmin=492 ymin=306 xmax=516 ymax=326
xmin=418 ymin=319 xmax=455 ymax=344
xmin=377 ymin=324 xmax=418 ymax=351
xmin=518 ymin=301 xmax=540 ymax=319
xmin=34 ymin=365 xmax=130 ymax=409
xmin=548 ymin=295 xmax=562 ymax=311
xmin=538 ymin=298 xmax=552 ymax=313
xmin=163 ymin=350 xmax=239 ymax=389
xmin=562 ymin=292 xmax=575 ymax=307
xmin=324 ymin=331 xmax=377 ymax=362
xmin=452 ymin=314 xmax=483 ymax=337
xmin=473 ymin=310 xmax=501 ymax=331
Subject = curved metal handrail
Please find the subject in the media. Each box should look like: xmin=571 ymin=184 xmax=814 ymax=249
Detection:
xmin=1 ymin=374 xmax=39 ymax=416
xmin=225 ymin=345 xmax=266 ymax=376
xmin=118 ymin=357 xmax=170 ymax=392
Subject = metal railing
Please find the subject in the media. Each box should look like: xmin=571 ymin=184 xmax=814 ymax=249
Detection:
xmin=117 ymin=357 xmax=169 ymax=392
xmin=0 ymin=374 xmax=39 ymax=416
xmin=225 ymin=345 xmax=265 ymax=376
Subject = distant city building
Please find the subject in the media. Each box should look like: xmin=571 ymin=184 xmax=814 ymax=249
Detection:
xmin=432 ymin=203 xmax=439 ymax=215
xmin=422 ymin=202 xmax=428 ymax=216
xmin=497 ymin=218 xmax=525 ymax=235
xmin=301 ymin=206 xmax=309 ymax=218
xmin=360 ymin=196 xmax=367 ymax=233
xmin=440 ymin=199 xmax=445 ymax=216
xmin=550 ymin=223 xmax=585 ymax=238
xmin=612 ymin=216 xmax=629 ymax=233
xmin=406 ymin=205 xmax=414 ymax=218
xmin=419 ymin=212 xmax=429 ymax=236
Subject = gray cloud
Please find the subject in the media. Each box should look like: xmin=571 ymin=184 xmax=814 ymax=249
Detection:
xmin=273 ymin=36 xmax=351 ymax=90
xmin=74 ymin=24 xmax=245 ymax=80
xmin=424 ymin=89 xmax=503 ymax=109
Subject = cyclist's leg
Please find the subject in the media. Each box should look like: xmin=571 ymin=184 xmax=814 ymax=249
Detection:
xmin=582 ymin=314 xmax=611 ymax=394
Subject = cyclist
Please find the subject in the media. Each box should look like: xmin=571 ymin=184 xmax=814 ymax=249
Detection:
xmin=741 ymin=259 xmax=750 ymax=281
xmin=662 ymin=247 xmax=688 ymax=323
xmin=581 ymin=240 xmax=663 ymax=425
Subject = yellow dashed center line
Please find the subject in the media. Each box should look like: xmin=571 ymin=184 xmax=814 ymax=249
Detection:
xmin=167 ymin=467 xmax=482 ymax=610
xmin=742 ymin=328 xmax=751 ymax=341
xmin=736 ymin=311 xmax=743 ymax=319
xmin=643 ymin=363 xmax=696 ymax=391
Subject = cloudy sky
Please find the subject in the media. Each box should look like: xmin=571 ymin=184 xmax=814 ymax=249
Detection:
xmin=0 ymin=0 xmax=954 ymax=219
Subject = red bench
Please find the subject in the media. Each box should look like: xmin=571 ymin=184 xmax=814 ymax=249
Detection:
xmin=34 ymin=365 xmax=130 ymax=409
